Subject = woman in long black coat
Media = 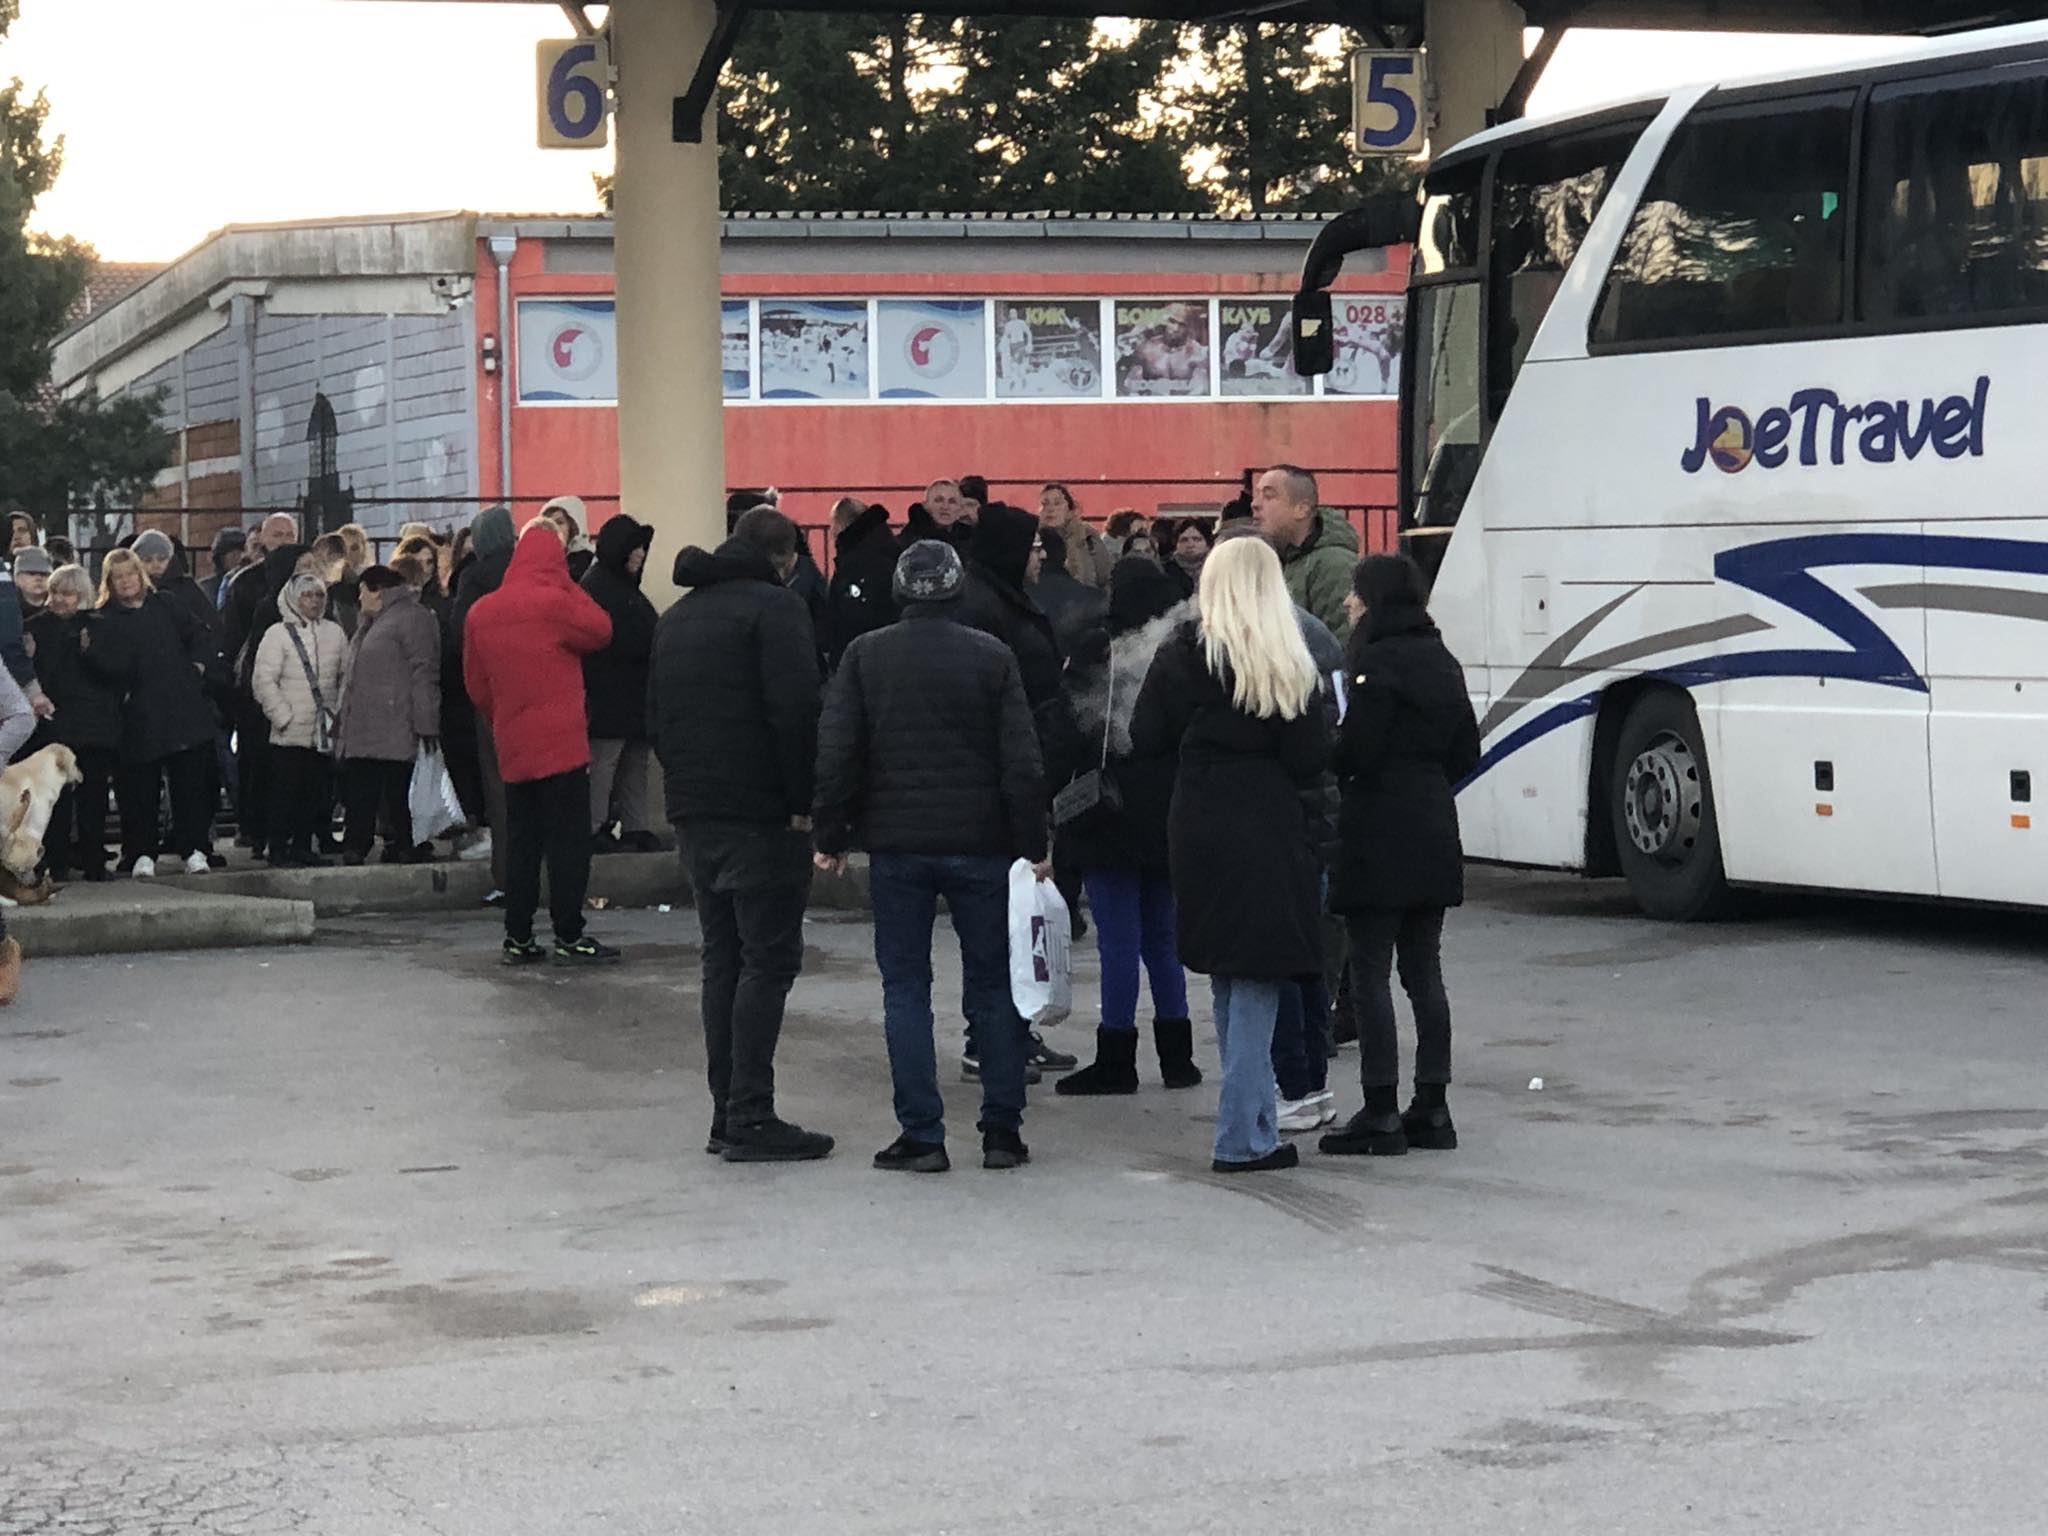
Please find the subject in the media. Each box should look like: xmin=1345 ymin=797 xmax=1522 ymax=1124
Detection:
xmin=1320 ymin=553 xmax=1481 ymax=1159
xmin=1046 ymin=557 xmax=1198 ymax=1096
xmin=82 ymin=548 xmax=226 ymax=877
xmin=1131 ymin=537 xmax=1328 ymax=1173
xmin=581 ymin=514 xmax=660 ymax=851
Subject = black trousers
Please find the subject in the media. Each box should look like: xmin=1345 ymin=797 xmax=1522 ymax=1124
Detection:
xmin=684 ymin=818 xmax=812 ymax=1129
xmin=117 ymin=746 xmax=215 ymax=864
xmin=49 ymin=745 xmax=116 ymax=875
xmin=504 ymin=767 xmax=591 ymax=945
xmin=341 ymin=758 xmax=410 ymax=856
xmin=1346 ymin=907 xmax=1453 ymax=1090
xmin=269 ymin=746 xmax=333 ymax=859
xmin=235 ymin=695 xmax=273 ymax=845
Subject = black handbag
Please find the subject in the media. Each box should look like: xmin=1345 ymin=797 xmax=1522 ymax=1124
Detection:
xmin=1052 ymin=654 xmax=1123 ymax=830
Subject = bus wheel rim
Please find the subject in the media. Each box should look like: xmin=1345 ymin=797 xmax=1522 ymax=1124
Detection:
xmin=1624 ymin=732 xmax=1703 ymax=864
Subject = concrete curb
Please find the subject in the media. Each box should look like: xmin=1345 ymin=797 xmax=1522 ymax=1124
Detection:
xmin=10 ymin=883 xmax=315 ymax=958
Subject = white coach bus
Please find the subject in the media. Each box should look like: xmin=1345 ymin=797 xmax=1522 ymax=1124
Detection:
xmin=1298 ymin=23 xmax=2048 ymax=920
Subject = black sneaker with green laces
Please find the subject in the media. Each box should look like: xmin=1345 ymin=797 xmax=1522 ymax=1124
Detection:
xmin=501 ymin=937 xmax=547 ymax=966
xmin=553 ymin=935 xmax=622 ymax=965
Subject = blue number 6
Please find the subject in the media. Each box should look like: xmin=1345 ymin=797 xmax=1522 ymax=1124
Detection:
xmin=548 ymin=42 xmax=604 ymax=140
xmin=1360 ymin=55 xmax=1419 ymax=150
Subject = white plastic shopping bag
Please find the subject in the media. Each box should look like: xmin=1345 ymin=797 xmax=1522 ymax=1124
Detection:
xmin=408 ymin=744 xmax=466 ymax=847
xmin=1007 ymin=858 xmax=1073 ymax=1028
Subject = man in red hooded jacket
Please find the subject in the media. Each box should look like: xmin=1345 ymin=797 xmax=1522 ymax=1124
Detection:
xmin=464 ymin=520 xmax=618 ymax=964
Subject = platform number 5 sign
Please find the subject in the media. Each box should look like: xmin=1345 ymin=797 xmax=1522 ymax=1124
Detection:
xmin=539 ymin=37 xmax=610 ymax=149
xmin=1350 ymin=50 xmax=1428 ymax=156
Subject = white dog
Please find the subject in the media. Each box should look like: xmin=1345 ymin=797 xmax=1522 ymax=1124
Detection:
xmin=0 ymin=744 xmax=83 ymax=904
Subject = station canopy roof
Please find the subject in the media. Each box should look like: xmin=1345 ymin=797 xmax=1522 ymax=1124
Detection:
xmin=378 ymin=0 xmax=2048 ymax=31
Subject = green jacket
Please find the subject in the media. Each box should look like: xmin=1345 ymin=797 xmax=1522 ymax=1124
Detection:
xmin=1281 ymin=507 xmax=1360 ymax=645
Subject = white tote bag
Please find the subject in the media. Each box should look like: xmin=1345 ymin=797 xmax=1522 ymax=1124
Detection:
xmin=408 ymin=744 xmax=466 ymax=847
xmin=1007 ymin=859 xmax=1073 ymax=1028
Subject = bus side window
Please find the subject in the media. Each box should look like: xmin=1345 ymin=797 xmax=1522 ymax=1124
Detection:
xmin=1593 ymin=91 xmax=1855 ymax=348
xmin=1488 ymin=124 xmax=1641 ymax=416
xmin=1860 ymin=61 xmax=2048 ymax=325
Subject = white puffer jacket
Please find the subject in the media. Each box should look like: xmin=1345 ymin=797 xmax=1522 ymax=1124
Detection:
xmin=252 ymin=576 xmax=347 ymax=752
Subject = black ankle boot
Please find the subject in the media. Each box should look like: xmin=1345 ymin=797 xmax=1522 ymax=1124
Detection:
xmin=1054 ymin=1028 xmax=1140 ymax=1096
xmin=1153 ymin=1017 xmax=1202 ymax=1089
xmin=1318 ymin=1085 xmax=1407 ymax=1156
xmin=1402 ymin=1083 xmax=1457 ymax=1151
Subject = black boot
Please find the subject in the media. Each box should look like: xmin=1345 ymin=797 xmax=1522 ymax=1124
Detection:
xmin=1054 ymin=1027 xmax=1140 ymax=1096
xmin=1319 ymin=1085 xmax=1407 ymax=1156
xmin=1402 ymin=1082 xmax=1457 ymax=1151
xmin=1153 ymin=1018 xmax=1203 ymax=1089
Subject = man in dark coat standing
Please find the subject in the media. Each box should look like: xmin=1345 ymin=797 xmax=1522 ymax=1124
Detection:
xmin=581 ymin=514 xmax=660 ymax=852
xmin=651 ymin=506 xmax=831 ymax=1164
xmin=825 ymin=498 xmax=900 ymax=670
xmin=450 ymin=505 xmax=516 ymax=894
xmin=813 ymin=539 xmax=1048 ymax=1174
xmin=958 ymin=501 xmax=1062 ymax=710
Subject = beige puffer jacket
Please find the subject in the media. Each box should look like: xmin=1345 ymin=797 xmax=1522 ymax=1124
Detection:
xmin=252 ymin=575 xmax=347 ymax=752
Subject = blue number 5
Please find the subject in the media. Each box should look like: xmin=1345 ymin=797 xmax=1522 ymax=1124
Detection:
xmin=1361 ymin=55 xmax=1419 ymax=150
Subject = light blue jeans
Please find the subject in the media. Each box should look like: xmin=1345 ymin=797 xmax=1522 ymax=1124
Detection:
xmin=1210 ymin=976 xmax=1283 ymax=1163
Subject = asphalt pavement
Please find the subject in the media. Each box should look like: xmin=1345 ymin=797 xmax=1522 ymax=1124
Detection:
xmin=5 ymin=867 xmax=2048 ymax=1534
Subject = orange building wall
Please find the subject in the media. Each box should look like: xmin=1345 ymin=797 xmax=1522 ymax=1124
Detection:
xmin=479 ymin=236 xmax=1403 ymax=544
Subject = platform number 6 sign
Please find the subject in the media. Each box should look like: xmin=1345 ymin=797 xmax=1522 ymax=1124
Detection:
xmin=539 ymin=37 xmax=610 ymax=149
xmin=1350 ymin=50 xmax=1428 ymax=157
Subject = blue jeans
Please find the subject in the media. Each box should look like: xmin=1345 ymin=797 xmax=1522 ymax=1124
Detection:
xmin=1210 ymin=976 xmax=1283 ymax=1162
xmin=870 ymin=853 xmax=1029 ymax=1143
xmin=1271 ymin=976 xmax=1331 ymax=1102
xmin=1083 ymin=869 xmax=1188 ymax=1031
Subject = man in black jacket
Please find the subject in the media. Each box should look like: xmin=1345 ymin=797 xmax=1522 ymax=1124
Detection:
xmin=825 ymin=498 xmax=899 ymax=670
xmin=651 ymin=506 xmax=832 ymax=1164
xmin=813 ymin=539 xmax=1048 ymax=1174
xmin=581 ymin=514 xmax=659 ymax=852
xmin=955 ymin=501 xmax=1076 ymax=1075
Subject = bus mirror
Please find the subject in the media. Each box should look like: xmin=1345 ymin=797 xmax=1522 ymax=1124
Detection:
xmin=1293 ymin=291 xmax=1335 ymax=377
xmin=1299 ymin=194 xmax=1423 ymax=293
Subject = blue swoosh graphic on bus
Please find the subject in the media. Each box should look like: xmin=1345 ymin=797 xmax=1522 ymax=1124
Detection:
xmin=1462 ymin=531 xmax=2048 ymax=787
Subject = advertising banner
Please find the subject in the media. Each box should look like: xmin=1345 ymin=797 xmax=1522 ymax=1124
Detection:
xmin=1325 ymin=294 xmax=1406 ymax=397
xmin=1218 ymin=299 xmax=1310 ymax=396
xmin=517 ymin=298 xmax=618 ymax=404
xmin=721 ymin=301 xmax=751 ymax=399
xmin=877 ymin=300 xmax=986 ymax=399
xmin=994 ymin=301 xmax=1103 ymax=399
xmin=1114 ymin=301 xmax=1212 ymax=398
xmin=760 ymin=301 xmax=870 ymax=399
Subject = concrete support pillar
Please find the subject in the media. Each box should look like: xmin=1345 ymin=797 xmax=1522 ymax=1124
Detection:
xmin=609 ymin=0 xmax=725 ymax=607
xmin=1424 ymin=0 xmax=1527 ymax=154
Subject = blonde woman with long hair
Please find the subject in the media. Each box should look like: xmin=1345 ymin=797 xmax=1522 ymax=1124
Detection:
xmin=1130 ymin=536 xmax=1330 ymax=1172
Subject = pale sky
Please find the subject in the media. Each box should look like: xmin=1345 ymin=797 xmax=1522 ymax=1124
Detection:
xmin=5 ymin=0 xmax=1903 ymax=262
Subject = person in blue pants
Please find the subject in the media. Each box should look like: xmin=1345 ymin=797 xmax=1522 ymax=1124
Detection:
xmin=1130 ymin=538 xmax=1330 ymax=1173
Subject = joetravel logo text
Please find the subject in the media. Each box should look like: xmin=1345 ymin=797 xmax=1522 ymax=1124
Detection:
xmin=1682 ymin=377 xmax=1990 ymax=475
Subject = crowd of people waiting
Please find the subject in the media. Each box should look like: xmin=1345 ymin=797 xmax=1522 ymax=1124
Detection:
xmin=0 ymin=472 xmax=1478 ymax=1182
xmin=661 ymin=468 xmax=1478 ymax=1178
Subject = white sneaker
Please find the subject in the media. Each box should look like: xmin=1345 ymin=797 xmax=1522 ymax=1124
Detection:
xmin=1310 ymin=1089 xmax=1338 ymax=1126
xmin=183 ymin=851 xmax=209 ymax=876
xmin=1277 ymin=1096 xmax=1326 ymax=1133
xmin=132 ymin=856 xmax=156 ymax=879
xmin=457 ymin=830 xmax=493 ymax=863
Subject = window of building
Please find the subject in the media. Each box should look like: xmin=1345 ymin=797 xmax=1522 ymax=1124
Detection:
xmin=1593 ymin=91 xmax=1855 ymax=347
xmin=1860 ymin=61 xmax=2048 ymax=324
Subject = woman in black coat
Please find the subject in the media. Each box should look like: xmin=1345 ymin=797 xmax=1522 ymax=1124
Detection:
xmin=826 ymin=499 xmax=900 ymax=670
xmin=81 ymin=549 xmax=226 ymax=878
xmin=1320 ymin=554 xmax=1481 ymax=1159
xmin=581 ymin=514 xmax=660 ymax=852
xmin=1131 ymin=537 xmax=1328 ymax=1173
xmin=1046 ymin=558 xmax=1198 ymax=1096
xmin=25 ymin=565 xmax=122 ymax=879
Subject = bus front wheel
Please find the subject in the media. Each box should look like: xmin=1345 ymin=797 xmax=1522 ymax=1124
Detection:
xmin=1609 ymin=691 xmax=1733 ymax=922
